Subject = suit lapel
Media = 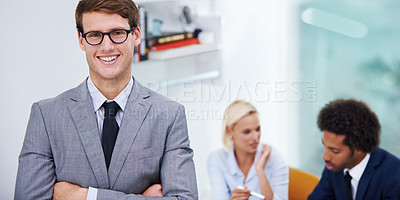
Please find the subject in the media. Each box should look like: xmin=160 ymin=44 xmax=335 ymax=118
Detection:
xmin=330 ymin=171 xmax=346 ymax=199
xmin=108 ymin=80 xmax=152 ymax=188
xmin=355 ymin=149 xmax=380 ymax=200
xmin=67 ymin=79 xmax=109 ymax=188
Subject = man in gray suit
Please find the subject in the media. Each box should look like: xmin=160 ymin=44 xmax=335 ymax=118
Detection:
xmin=14 ymin=0 xmax=198 ymax=199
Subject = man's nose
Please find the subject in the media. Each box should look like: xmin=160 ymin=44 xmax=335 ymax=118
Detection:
xmin=100 ymin=34 xmax=115 ymax=50
xmin=322 ymin=149 xmax=330 ymax=161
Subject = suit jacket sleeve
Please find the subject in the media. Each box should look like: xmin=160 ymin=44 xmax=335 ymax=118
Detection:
xmin=15 ymin=103 xmax=56 ymax=200
xmin=96 ymin=105 xmax=198 ymax=200
xmin=381 ymin=165 xmax=400 ymax=199
xmin=308 ymin=168 xmax=335 ymax=200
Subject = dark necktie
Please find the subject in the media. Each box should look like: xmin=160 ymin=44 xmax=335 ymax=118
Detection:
xmin=344 ymin=171 xmax=353 ymax=200
xmin=102 ymin=101 xmax=120 ymax=170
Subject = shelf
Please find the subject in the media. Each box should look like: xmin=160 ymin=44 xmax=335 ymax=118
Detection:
xmin=132 ymin=1 xmax=222 ymax=89
xmin=133 ymin=50 xmax=222 ymax=89
xmin=148 ymin=43 xmax=218 ymax=60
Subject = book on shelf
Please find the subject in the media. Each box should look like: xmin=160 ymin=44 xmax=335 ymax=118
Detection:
xmin=137 ymin=5 xmax=148 ymax=62
xmin=150 ymin=38 xmax=200 ymax=51
xmin=148 ymin=32 xmax=194 ymax=46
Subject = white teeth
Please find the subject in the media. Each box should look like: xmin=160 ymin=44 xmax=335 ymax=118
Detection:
xmin=99 ymin=56 xmax=117 ymax=62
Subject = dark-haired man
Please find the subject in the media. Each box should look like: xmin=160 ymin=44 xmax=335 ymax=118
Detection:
xmin=14 ymin=0 xmax=198 ymax=199
xmin=308 ymin=99 xmax=400 ymax=200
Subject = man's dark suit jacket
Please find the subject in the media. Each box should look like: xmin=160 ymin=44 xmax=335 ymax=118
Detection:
xmin=308 ymin=148 xmax=400 ymax=200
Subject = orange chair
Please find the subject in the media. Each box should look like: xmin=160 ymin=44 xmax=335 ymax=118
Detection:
xmin=289 ymin=168 xmax=320 ymax=200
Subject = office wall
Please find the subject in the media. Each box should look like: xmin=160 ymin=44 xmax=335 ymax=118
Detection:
xmin=180 ymin=0 xmax=298 ymax=198
xmin=296 ymin=0 xmax=400 ymax=176
xmin=0 ymin=0 xmax=297 ymax=199
xmin=0 ymin=1 xmax=85 ymax=199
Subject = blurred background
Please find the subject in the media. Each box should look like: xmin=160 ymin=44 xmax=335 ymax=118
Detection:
xmin=1 ymin=0 xmax=399 ymax=199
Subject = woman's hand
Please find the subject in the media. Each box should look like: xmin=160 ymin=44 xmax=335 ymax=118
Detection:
xmin=229 ymin=186 xmax=251 ymax=200
xmin=255 ymin=144 xmax=272 ymax=173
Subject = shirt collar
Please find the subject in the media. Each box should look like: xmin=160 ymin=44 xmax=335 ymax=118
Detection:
xmin=87 ymin=76 xmax=133 ymax=112
xmin=344 ymin=153 xmax=371 ymax=182
xmin=226 ymin=144 xmax=262 ymax=177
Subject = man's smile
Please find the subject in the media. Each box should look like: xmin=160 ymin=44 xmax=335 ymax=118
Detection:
xmin=98 ymin=55 xmax=119 ymax=62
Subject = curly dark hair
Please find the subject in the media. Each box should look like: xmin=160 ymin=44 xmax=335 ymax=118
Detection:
xmin=317 ymin=99 xmax=380 ymax=153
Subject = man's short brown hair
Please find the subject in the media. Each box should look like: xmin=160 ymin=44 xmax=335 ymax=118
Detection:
xmin=318 ymin=99 xmax=381 ymax=153
xmin=75 ymin=0 xmax=138 ymax=34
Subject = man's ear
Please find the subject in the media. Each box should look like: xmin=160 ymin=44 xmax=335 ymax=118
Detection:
xmin=77 ymin=31 xmax=86 ymax=51
xmin=133 ymin=26 xmax=141 ymax=46
xmin=353 ymin=148 xmax=366 ymax=157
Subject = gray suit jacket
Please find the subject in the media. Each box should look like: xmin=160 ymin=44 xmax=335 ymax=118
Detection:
xmin=15 ymin=78 xmax=198 ymax=200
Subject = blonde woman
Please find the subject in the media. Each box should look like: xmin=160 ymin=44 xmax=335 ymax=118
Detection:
xmin=208 ymin=100 xmax=288 ymax=200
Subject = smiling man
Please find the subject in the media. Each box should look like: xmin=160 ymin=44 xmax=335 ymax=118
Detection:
xmin=14 ymin=0 xmax=198 ymax=199
xmin=308 ymin=99 xmax=400 ymax=200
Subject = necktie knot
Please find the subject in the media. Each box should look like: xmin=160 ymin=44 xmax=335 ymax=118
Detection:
xmin=103 ymin=101 xmax=120 ymax=118
xmin=345 ymin=171 xmax=352 ymax=182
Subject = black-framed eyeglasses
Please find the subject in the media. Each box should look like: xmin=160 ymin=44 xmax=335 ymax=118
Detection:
xmin=81 ymin=27 xmax=135 ymax=46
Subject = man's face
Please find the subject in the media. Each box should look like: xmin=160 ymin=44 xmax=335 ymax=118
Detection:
xmin=322 ymin=130 xmax=364 ymax=172
xmin=78 ymin=11 xmax=141 ymax=82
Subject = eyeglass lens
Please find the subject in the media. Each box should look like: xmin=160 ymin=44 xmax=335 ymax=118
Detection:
xmin=86 ymin=30 xmax=128 ymax=45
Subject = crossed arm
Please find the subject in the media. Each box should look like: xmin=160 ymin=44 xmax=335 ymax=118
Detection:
xmin=15 ymin=103 xmax=197 ymax=200
xmin=52 ymin=182 xmax=162 ymax=199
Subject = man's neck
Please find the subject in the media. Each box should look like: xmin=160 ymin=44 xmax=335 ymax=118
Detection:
xmin=349 ymin=151 xmax=367 ymax=170
xmin=90 ymin=74 xmax=131 ymax=100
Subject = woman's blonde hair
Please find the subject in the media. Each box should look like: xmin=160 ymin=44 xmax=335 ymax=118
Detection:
xmin=222 ymin=100 xmax=258 ymax=150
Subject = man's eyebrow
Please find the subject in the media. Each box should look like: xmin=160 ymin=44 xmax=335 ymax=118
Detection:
xmin=85 ymin=27 xmax=129 ymax=32
xmin=322 ymin=140 xmax=340 ymax=151
xmin=328 ymin=147 xmax=340 ymax=151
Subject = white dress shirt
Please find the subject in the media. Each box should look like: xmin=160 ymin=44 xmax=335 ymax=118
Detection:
xmin=86 ymin=76 xmax=133 ymax=200
xmin=208 ymin=144 xmax=289 ymax=200
xmin=343 ymin=153 xmax=371 ymax=200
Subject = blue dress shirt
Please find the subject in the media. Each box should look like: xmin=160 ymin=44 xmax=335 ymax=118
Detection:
xmin=208 ymin=144 xmax=288 ymax=200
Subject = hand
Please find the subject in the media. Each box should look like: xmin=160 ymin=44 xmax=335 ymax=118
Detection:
xmin=229 ymin=186 xmax=251 ymax=200
xmin=52 ymin=181 xmax=88 ymax=200
xmin=142 ymin=184 xmax=162 ymax=197
xmin=255 ymin=144 xmax=272 ymax=173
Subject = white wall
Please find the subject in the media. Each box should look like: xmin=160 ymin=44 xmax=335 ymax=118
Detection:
xmin=0 ymin=0 xmax=299 ymax=199
xmin=178 ymin=1 xmax=299 ymax=198
xmin=0 ymin=1 xmax=85 ymax=199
